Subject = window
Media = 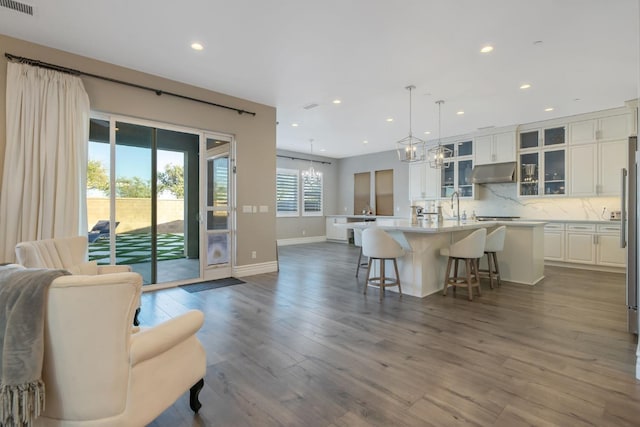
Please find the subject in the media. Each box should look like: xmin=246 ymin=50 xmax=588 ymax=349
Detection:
xmin=276 ymin=168 xmax=299 ymax=216
xmin=302 ymin=175 xmax=323 ymax=216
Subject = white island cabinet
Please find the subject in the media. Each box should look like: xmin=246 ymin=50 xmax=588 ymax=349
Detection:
xmin=347 ymin=219 xmax=545 ymax=298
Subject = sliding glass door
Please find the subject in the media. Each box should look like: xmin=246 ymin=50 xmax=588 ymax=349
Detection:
xmin=87 ymin=116 xmax=203 ymax=285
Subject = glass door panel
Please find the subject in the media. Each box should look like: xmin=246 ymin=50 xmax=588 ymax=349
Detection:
xmin=544 ymin=127 xmax=565 ymax=146
xmin=520 ymin=152 xmax=539 ymax=196
xmin=520 ymin=131 xmax=539 ymax=149
xmin=544 ymin=149 xmax=565 ymax=195
xmin=204 ymin=136 xmax=233 ymax=278
xmin=115 ymin=121 xmax=153 ymax=284
xmin=458 ymin=159 xmax=473 ymax=197
xmin=441 ymin=162 xmax=455 ymax=197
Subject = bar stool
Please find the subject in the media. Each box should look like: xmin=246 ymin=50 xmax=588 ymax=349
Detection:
xmin=480 ymin=226 xmax=506 ymax=289
xmin=362 ymin=227 xmax=404 ymax=301
xmin=354 ymin=228 xmax=368 ymax=277
xmin=440 ymin=228 xmax=487 ymax=301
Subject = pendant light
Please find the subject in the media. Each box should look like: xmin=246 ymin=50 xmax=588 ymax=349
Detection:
xmin=427 ymin=100 xmax=452 ymax=168
xmin=301 ymin=139 xmax=322 ymax=184
xmin=395 ymin=85 xmax=426 ymax=163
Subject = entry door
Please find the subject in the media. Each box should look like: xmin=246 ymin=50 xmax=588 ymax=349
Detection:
xmin=202 ymin=135 xmax=234 ymax=280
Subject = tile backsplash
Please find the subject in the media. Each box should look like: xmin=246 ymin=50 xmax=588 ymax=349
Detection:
xmin=426 ymin=183 xmax=620 ymax=221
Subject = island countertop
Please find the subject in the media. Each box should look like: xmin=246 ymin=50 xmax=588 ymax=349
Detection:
xmin=345 ymin=218 xmax=546 ymax=233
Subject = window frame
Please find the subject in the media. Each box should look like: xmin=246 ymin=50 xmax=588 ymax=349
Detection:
xmin=302 ymin=173 xmax=323 ymax=217
xmin=276 ymin=168 xmax=300 ymax=217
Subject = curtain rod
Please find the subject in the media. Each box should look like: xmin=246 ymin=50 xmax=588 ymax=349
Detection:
xmin=277 ymin=154 xmax=332 ymax=165
xmin=4 ymin=53 xmax=257 ymax=116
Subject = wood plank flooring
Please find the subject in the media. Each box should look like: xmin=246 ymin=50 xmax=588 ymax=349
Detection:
xmin=145 ymin=242 xmax=640 ymax=427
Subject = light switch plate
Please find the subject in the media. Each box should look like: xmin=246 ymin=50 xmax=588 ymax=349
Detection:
xmin=259 ymin=205 xmax=268 ymax=213
xmin=242 ymin=205 xmax=252 ymax=213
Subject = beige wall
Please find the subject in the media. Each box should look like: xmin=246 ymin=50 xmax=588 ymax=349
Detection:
xmin=0 ymin=34 xmax=276 ymax=266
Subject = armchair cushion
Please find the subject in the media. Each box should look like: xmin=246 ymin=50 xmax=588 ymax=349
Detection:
xmin=65 ymin=260 xmax=98 ymax=275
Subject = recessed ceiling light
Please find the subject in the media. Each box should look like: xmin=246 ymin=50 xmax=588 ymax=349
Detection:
xmin=424 ymin=131 xmax=431 ymax=135
xmin=480 ymin=45 xmax=494 ymax=53
xmin=520 ymin=83 xmax=531 ymax=89
xmin=332 ymin=99 xmax=342 ymax=104
xmin=363 ymin=140 xmax=369 ymax=144
xmin=457 ymin=111 xmax=465 ymax=115
xmin=291 ymin=123 xmax=299 ymax=127
xmin=386 ymin=118 xmax=394 ymax=122
xmin=191 ymin=42 xmax=204 ymax=51
xmin=319 ymin=148 xmax=326 ymax=152
xmin=544 ymin=107 xmax=554 ymax=112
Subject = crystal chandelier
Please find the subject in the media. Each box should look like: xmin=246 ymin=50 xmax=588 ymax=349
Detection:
xmin=395 ymin=85 xmax=426 ymax=163
xmin=427 ymin=100 xmax=452 ymax=168
xmin=301 ymin=139 xmax=322 ymax=184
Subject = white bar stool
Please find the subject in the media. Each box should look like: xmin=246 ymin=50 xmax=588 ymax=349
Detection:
xmin=354 ymin=228 xmax=368 ymax=277
xmin=440 ymin=228 xmax=487 ymax=301
xmin=480 ymin=226 xmax=506 ymax=289
xmin=362 ymin=227 xmax=404 ymax=301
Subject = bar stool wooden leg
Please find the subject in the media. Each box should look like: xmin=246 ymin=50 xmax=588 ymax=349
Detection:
xmin=356 ymin=247 xmax=363 ymax=277
xmin=443 ymin=257 xmax=452 ymax=296
xmin=465 ymin=258 xmax=473 ymax=301
xmin=364 ymin=258 xmax=373 ymax=295
xmin=474 ymin=258 xmax=481 ymax=296
xmin=379 ymin=259 xmax=385 ymax=301
xmin=393 ymin=259 xmax=402 ymax=296
xmin=492 ymin=252 xmax=501 ymax=286
xmin=486 ymin=252 xmax=494 ymax=289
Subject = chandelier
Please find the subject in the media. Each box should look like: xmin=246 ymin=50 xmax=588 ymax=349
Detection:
xmin=395 ymin=85 xmax=426 ymax=163
xmin=301 ymin=139 xmax=322 ymax=184
xmin=427 ymin=100 xmax=452 ymax=168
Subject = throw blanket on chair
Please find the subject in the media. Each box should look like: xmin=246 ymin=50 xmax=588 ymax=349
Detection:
xmin=0 ymin=264 xmax=69 ymax=427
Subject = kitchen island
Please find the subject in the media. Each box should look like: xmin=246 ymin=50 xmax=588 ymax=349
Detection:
xmin=348 ymin=218 xmax=545 ymax=298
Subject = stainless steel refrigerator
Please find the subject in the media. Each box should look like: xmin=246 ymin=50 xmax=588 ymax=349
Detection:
xmin=622 ymin=136 xmax=638 ymax=334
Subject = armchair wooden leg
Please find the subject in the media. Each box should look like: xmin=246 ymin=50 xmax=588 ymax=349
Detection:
xmin=190 ymin=378 xmax=205 ymax=413
xmin=133 ymin=307 xmax=141 ymax=326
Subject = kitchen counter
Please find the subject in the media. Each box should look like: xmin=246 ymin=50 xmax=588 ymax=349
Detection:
xmin=344 ymin=219 xmax=545 ymax=297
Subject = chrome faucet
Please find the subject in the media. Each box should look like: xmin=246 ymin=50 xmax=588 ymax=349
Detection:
xmin=450 ymin=191 xmax=460 ymax=221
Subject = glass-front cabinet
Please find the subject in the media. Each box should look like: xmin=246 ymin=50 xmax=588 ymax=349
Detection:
xmin=518 ymin=126 xmax=566 ymax=197
xmin=440 ymin=140 xmax=474 ymax=198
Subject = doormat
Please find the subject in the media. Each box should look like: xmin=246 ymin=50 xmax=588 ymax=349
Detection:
xmin=180 ymin=277 xmax=245 ymax=293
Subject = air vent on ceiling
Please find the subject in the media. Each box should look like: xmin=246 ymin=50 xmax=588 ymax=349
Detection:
xmin=0 ymin=0 xmax=33 ymax=15
xmin=303 ymin=103 xmax=319 ymax=110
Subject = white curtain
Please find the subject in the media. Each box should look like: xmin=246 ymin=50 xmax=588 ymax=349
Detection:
xmin=0 ymin=62 xmax=90 ymax=263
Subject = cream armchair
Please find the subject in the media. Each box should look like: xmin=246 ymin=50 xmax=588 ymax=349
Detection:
xmin=15 ymin=236 xmax=141 ymax=325
xmin=36 ymin=272 xmax=207 ymax=427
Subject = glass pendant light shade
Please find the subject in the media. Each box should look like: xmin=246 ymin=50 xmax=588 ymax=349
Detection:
xmin=395 ymin=85 xmax=426 ymax=163
xmin=428 ymin=100 xmax=452 ymax=169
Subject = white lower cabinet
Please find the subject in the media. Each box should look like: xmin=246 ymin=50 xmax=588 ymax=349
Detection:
xmin=596 ymin=224 xmax=626 ymax=267
xmin=545 ymin=222 xmax=625 ymax=268
xmin=566 ymin=228 xmax=597 ymax=264
xmin=325 ymin=217 xmax=348 ymax=241
xmin=543 ymin=224 xmax=565 ymax=261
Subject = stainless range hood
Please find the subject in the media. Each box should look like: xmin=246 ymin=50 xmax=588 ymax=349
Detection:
xmin=471 ymin=162 xmax=517 ymax=184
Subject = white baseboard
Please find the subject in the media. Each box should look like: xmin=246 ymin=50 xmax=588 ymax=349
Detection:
xmin=233 ymin=261 xmax=279 ymax=277
xmin=544 ymin=261 xmax=625 ymax=274
xmin=637 ymin=343 xmax=640 ymax=380
xmin=277 ymin=236 xmax=327 ymax=246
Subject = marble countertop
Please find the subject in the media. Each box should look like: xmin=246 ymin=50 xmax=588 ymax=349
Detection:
xmin=345 ymin=218 xmax=546 ymax=234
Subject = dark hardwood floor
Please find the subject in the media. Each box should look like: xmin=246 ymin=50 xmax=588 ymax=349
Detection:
xmin=145 ymin=242 xmax=640 ymax=427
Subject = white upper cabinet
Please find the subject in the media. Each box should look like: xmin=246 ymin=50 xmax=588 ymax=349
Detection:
xmin=598 ymin=140 xmax=627 ymax=195
xmin=568 ymin=112 xmax=631 ymax=145
xmin=408 ymin=160 xmax=440 ymax=201
xmin=474 ymin=131 xmax=516 ymax=165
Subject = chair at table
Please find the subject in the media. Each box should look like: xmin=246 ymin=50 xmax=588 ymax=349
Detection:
xmin=15 ymin=235 xmax=142 ymax=325
xmin=440 ymin=228 xmax=487 ymax=301
xmin=35 ymin=271 xmax=206 ymax=426
xmin=362 ymin=227 xmax=404 ymax=301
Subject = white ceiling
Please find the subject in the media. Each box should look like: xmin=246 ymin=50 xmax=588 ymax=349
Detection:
xmin=1 ymin=0 xmax=638 ymax=158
